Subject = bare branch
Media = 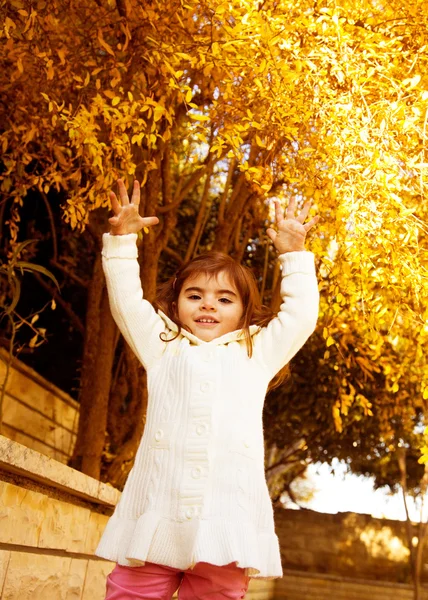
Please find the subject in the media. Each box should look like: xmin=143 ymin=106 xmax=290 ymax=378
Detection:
xmin=49 ymin=259 xmax=89 ymax=288
xmin=40 ymin=192 xmax=58 ymax=262
xmin=163 ymin=246 xmax=184 ymax=265
xmin=32 ymin=272 xmax=85 ymax=335
xmin=218 ymin=158 xmax=236 ymax=226
xmin=185 ymin=164 xmax=213 ymax=262
xmin=158 ymin=156 xmax=213 ymax=214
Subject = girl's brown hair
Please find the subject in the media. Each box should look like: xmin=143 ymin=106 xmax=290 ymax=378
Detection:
xmin=153 ymin=251 xmax=289 ymax=389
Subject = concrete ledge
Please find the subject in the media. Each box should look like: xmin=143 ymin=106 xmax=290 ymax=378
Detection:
xmin=277 ymin=569 xmax=428 ymax=600
xmin=0 ymin=436 xmax=120 ymax=507
xmin=283 ymin=568 xmax=428 ymax=589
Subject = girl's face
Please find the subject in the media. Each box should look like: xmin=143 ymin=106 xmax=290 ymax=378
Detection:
xmin=177 ymin=271 xmax=244 ymax=342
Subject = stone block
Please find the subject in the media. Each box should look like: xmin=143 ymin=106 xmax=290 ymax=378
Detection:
xmin=2 ymin=396 xmax=75 ymax=459
xmin=1 ymin=367 xmax=54 ymax=420
xmin=0 ymin=480 xmax=98 ymax=554
xmin=3 ymin=396 xmax=52 ymax=446
xmin=1 ymin=551 xmax=86 ymax=600
xmin=38 ymin=497 xmax=91 ymax=553
xmin=67 ymin=558 xmax=89 ymax=600
xmin=0 ymin=549 xmax=11 ymax=592
xmin=0 ymin=481 xmax=46 ymax=546
xmin=84 ymin=511 xmax=110 ymax=554
xmin=81 ymin=559 xmax=114 ymax=600
xmin=306 ymin=535 xmax=340 ymax=555
xmin=247 ymin=578 xmax=275 ymax=600
xmin=52 ymin=395 xmax=78 ymax=433
xmin=282 ymin=549 xmax=315 ymax=569
xmin=280 ymin=534 xmax=306 ymax=551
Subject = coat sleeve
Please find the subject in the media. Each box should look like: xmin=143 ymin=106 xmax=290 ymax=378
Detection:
xmin=252 ymin=251 xmax=319 ymax=379
xmin=101 ymin=232 xmax=166 ymax=370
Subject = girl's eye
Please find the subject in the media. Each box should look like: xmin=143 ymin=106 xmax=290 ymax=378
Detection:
xmin=188 ymin=294 xmax=201 ymax=300
xmin=219 ymin=297 xmax=232 ymax=304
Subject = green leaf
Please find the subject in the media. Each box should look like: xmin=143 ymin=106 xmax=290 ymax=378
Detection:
xmin=11 ymin=239 xmax=38 ymax=263
xmin=16 ymin=262 xmax=61 ymax=291
xmin=5 ymin=274 xmax=21 ymax=315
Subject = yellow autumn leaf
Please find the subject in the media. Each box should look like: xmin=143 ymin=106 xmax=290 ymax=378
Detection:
xmin=29 ymin=334 xmax=38 ymax=348
xmin=255 ymin=135 xmax=266 ymax=148
xmin=189 ymin=113 xmax=209 ymax=121
xmin=153 ymin=105 xmax=164 ymax=122
xmin=97 ymin=29 xmax=115 ymax=56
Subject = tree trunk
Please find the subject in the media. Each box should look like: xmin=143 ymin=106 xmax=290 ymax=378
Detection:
xmin=104 ymin=345 xmax=148 ymax=469
xmin=106 ymin=349 xmax=148 ymax=489
xmin=70 ymin=252 xmax=104 ymax=472
xmin=70 ymin=249 xmax=117 ymax=478
xmin=80 ymin=287 xmax=117 ymax=478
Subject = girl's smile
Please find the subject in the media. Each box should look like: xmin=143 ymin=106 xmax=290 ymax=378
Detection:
xmin=177 ymin=271 xmax=244 ymax=342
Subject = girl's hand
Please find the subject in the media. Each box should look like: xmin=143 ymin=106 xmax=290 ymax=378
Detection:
xmin=266 ymin=198 xmax=319 ymax=253
xmin=108 ymin=179 xmax=159 ymax=235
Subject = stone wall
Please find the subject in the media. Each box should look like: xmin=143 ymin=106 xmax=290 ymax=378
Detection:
xmin=0 ymin=436 xmax=273 ymax=600
xmin=275 ymin=507 xmax=422 ymax=584
xmin=0 ymin=436 xmax=117 ymax=600
xmin=0 ymin=349 xmax=78 ymax=463
xmin=275 ymin=507 xmax=428 ymax=598
xmin=277 ymin=570 xmax=428 ymax=600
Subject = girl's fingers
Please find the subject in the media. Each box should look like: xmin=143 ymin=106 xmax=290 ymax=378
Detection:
xmin=117 ymin=178 xmax=130 ymax=205
xmin=274 ymin=200 xmax=284 ymax=225
xmin=130 ymin=180 xmax=141 ymax=206
xmin=286 ymin=197 xmax=296 ymax=219
xmin=297 ymin=200 xmax=312 ymax=224
xmin=142 ymin=216 xmax=160 ymax=227
xmin=109 ymin=191 xmax=122 ymax=215
xmin=266 ymin=227 xmax=277 ymax=242
xmin=303 ymin=215 xmax=320 ymax=232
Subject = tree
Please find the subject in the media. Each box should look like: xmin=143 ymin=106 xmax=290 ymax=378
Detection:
xmin=1 ymin=0 xmax=427 ymax=485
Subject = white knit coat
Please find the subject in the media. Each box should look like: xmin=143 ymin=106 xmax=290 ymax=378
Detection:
xmin=95 ymin=233 xmax=319 ymax=579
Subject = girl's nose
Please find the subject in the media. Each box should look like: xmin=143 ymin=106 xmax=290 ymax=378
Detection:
xmin=201 ymin=299 xmax=215 ymax=310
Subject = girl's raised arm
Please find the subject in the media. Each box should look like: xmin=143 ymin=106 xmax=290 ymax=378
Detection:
xmin=253 ymin=199 xmax=320 ymax=378
xmin=101 ymin=179 xmax=165 ymax=371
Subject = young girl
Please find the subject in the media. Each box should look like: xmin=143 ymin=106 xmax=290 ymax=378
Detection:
xmin=96 ymin=179 xmax=320 ymax=599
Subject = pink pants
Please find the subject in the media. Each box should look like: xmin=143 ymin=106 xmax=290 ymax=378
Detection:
xmin=105 ymin=561 xmax=250 ymax=600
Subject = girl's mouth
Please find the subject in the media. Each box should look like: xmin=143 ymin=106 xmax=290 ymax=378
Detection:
xmin=195 ymin=318 xmax=218 ymax=324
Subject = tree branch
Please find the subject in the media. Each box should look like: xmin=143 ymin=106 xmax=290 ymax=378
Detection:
xmin=163 ymin=246 xmax=184 ymax=265
xmin=218 ymin=158 xmax=236 ymax=226
xmin=40 ymin=192 xmax=58 ymax=262
xmin=32 ymin=272 xmax=85 ymax=335
xmin=49 ymin=259 xmax=89 ymax=288
xmin=184 ymin=164 xmax=213 ymax=262
xmin=157 ymin=156 xmax=213 ymax=214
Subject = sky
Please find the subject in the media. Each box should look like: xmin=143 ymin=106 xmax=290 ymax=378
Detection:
xmin=290 ymin=459 xmax=424 ymax=523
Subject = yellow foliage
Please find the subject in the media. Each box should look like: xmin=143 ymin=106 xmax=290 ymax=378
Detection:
xmin=0 ymin=0 xmax=427 ymax=434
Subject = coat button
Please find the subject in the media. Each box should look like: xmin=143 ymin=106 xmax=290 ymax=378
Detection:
xmin=191 ymin=466 xmax=203 ymax=479
xmin=196 ymin=423 xmax=208 ymax=435
xmin=200 ymin=382 xmax=211 ymax=393
xmin=243 ymin=440 xmax=250 ymax=448
xmin=185 ymin=508 xmax=194 ymax=519
xmin=154 ymin=430 xmax=164 ymax=442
